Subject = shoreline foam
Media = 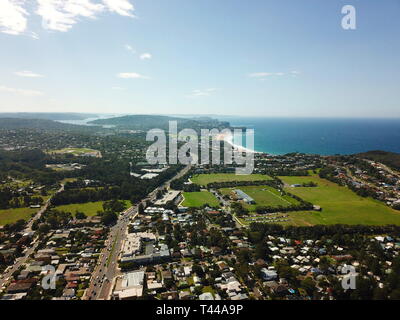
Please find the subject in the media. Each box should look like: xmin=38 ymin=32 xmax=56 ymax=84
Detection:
xmin=216 ymin=131 xmax=260 ymax=154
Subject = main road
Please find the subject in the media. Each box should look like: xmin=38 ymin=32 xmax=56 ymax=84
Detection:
xmin=84 ymin=165 xmax=191 ymax=300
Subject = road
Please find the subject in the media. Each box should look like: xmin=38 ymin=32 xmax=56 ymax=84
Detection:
xmin=25 ymin=184 xmax=64 ymax=232
xmin=83 ymin=206 xmax=138 ymax=300
xmin=0 ymin=184 xmax=64 ymax=290
xmin=83 ymin=165 xmax=191 ymax=300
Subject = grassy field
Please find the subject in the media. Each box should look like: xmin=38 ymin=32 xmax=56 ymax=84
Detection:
xmin=60 ymin=178 xmax=78 ymax=184
xmin=0 ymin=207 xmax=37 ymax=225
xmin=54 ymin=200 xmax=130 ymax=217
xmin=220 ymin=185 xmax=299 ymax=211
xmin=55 ymin=201 xmax=105 ymax=217
xmin=278 ymin=175 xmax=400 ymax=226
xmin=48 ymin=147 xmax=100 ymax=157
xmin=182 ymin=191 xmax=220 ymax=208
xmin=191 ymin=173 xmax=272 ymax=186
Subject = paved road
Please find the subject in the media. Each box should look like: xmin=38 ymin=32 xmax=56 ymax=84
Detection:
xmin=84 ymin=165 xmax=191 ymax=300
xmin=25 ymin=184 xmax=64 ymax=232
xmin=84 ymin=206 xmax=137 ymax=300
xmin=0 ymin=184 xmax=64 ymax=290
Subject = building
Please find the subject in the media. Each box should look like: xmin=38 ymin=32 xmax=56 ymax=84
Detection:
xmin=120 ymin=232 xmax=170 ymax=265
xmin=234 ymin=189 xmax=255 ymax=204
xmin=113 ymin=271 xmax=145 ymax=300
xmin=260 ymin=268 xmax=278 ymax=281
xmin=154 ymin=190 xmax=181 ymax=206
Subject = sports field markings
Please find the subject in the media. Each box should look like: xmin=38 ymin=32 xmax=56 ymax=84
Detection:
xmin=263 ymin=188 xmax=292 ymax=205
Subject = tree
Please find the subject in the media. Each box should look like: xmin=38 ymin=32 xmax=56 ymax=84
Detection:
xmin=38 ymin=223 xmax=51 ymax=234
xmin=301 ymin=277 xmax=316 ymax=296
xmin=75 ymin=211 xmax=87 ymax=220
xmin=138 ymin=203 xmax=144 ymax=214
xmin=193 ymin=286 xmax=203 ymax=296
xmin=254 ymin=242 xmax=268 ymax=260
xmin=103 ymin=199 xmax=126 ymax=213
xmin=101 ymin=212 xmax=117 ymax=225
xmin=192 ymin=264 xmax=204 ymax=277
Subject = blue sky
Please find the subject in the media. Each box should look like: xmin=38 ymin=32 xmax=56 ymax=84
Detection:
xmin=0 ymin=0 xmax=399 ymax=117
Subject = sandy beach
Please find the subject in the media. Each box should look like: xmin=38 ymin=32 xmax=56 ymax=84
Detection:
xmin=216 ymin=131 xmax=258 ymax=154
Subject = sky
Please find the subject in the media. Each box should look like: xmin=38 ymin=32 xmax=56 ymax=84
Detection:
xmin=0 ymin=0 xmax=399 ymax=117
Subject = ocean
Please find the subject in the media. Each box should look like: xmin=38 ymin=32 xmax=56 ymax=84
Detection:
xmin=215 ymin=117 xmax=400 ymax=156
xmin=59 ymin=115 xmax=400 ymax=156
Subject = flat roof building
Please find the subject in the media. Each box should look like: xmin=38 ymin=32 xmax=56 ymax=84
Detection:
xmin=234 ymin=189 xmax=255 ymax=204
xmin=114 ymin=271 xmax=145 ymax=300
xmin=154 ymin=190 xmax=181 ymax=206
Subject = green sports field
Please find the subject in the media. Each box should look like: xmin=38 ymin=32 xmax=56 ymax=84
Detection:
xmin=48 ymin=147 xmax=101 ymax=157
xmin=278 ymin=175 xmax=400 ymax=226
xmin=220 ymin=185 xmax=299 ymax=211
xmin=54 ymin=200 xmax=130 ymax=217
xmin=55 ymin=201 xmax=105 ymax=217
xmin=182 ymin=191 xmax=220 ymax=208
xmin=0 ymin=207 xmax=37 ymax=225
xmin=191 ymin=173 xmax=273 ymax=186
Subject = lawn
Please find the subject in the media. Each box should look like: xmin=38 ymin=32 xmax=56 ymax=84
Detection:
xmin=181 ymin=191 xmax=220 ymax=208
xmin=278 ymin=175 xmax=400 ymax=226
xmin=55 ymin=201 xmax=104 ymax=217
xmin=60 ymin=178 xmax=78 ymax=184
xmin=191 ymin=173 xmax=272 ymax=186
xmin=48 ymin=147 xmax=101 ymax=157
xmin=220 ymin=185 xmax=299 ymax=211
xmin=54 ymin=200 xmax=130 ymax=217
xmin=0 ymin=207 xmax=37 ymax=225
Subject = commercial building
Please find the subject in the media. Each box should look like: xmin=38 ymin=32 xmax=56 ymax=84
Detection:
xmin=113 ymin=271 xmax=145 ymax=300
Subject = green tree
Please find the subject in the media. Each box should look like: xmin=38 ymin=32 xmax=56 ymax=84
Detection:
xmin=101 ymin=212 xmax=117 ymax=225
xmin=75 ymin=211 xmax=87 ymax=220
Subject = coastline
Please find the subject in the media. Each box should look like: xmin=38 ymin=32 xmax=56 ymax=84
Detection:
xmin=216 ymin=131 xmax=260 ymax=154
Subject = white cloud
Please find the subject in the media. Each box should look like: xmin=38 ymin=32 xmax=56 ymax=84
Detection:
xmin=36 ymin=0 xmax=104 ymax=32
xmin=2 ymin=1 xmax=136 ymax=35
xmin=248 ymin=71 xmax=301 ymax=79
xmin=112 ymin=86 xmax=124 ymax=90
xmin=139 ymin=53 xmax=152 ymax=60
xmin=0 ymin=85 xmax=44 ymax=96
xmin=248 ymin=72 xmax=286 ymax=78
xmin=125 ymin=44 xmax=135 ymax=53
xmin=15 ymin=70 xmax=44 ymax=78
xmin=0 ymin=0 xmax=29 ymax=35
xmin=188 ymin=88 xmax=217 ymax=97
xmin=102 ymin=0 xmax=134 ymax=17
xmin=117 ymin=72 xmax=149 ymax=79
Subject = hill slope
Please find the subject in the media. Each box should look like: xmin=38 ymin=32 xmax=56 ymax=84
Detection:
xmin=355 ymin=150 xmax=400 ymax=170
xmin=0 ymin=118 xmax=99 ymax=131
xmin=89 ymin=114 xmax=231 ymax=131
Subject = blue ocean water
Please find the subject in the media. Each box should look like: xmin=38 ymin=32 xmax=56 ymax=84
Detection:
xmin=216 ymin=117 xmax=400 ymax=156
